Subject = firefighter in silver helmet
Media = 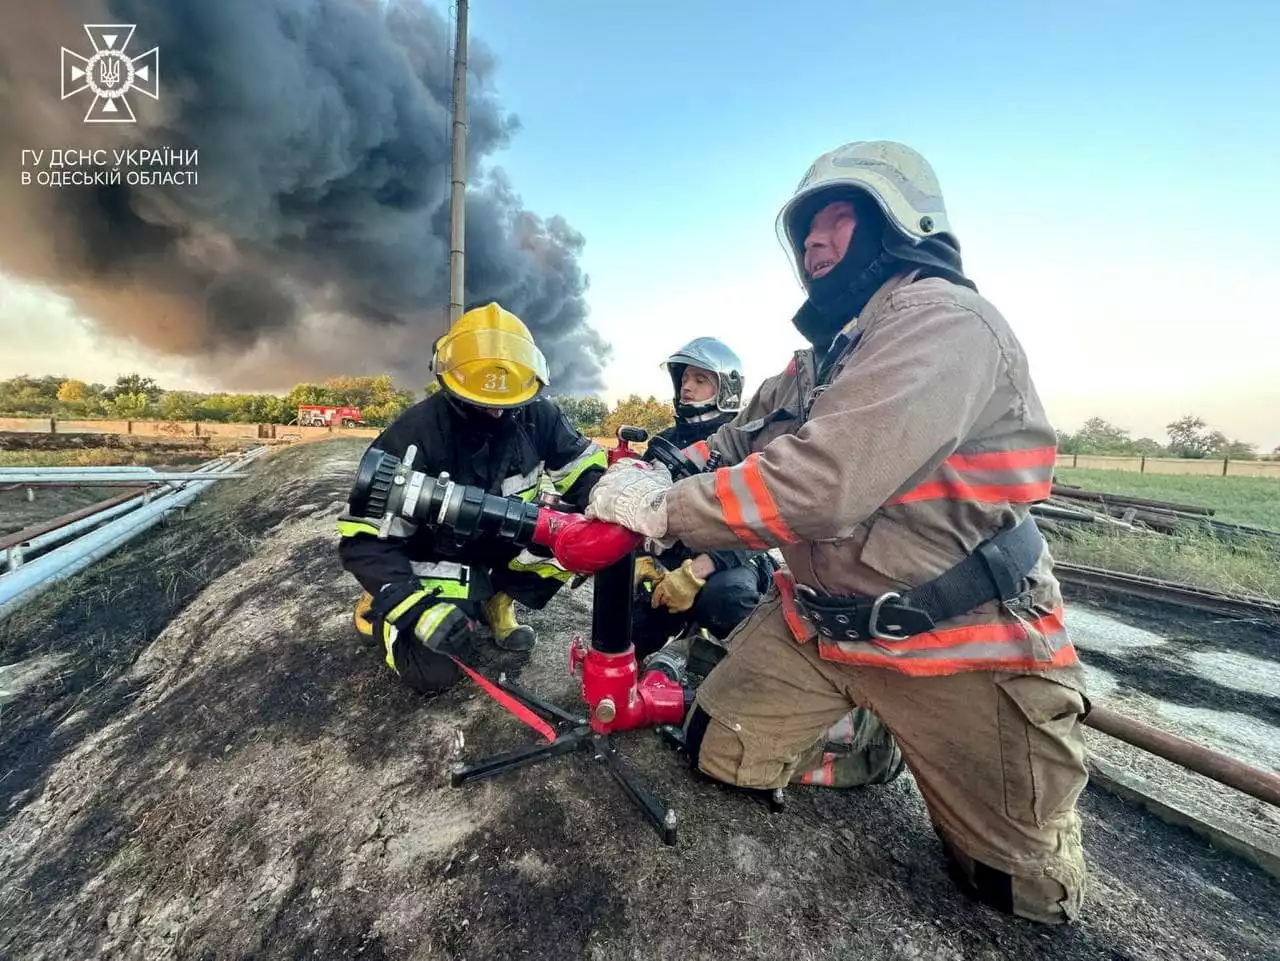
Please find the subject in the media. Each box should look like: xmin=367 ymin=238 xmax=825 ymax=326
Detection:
xmin=630 ymin=338 xmax=777 ymax=665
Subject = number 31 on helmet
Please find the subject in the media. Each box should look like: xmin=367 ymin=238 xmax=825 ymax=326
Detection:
xmin=430 ymin=302 xmax=551 ymax=408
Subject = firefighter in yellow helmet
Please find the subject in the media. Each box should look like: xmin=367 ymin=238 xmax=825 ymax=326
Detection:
xmin=337 ymin=303 xmax=607 ymax=694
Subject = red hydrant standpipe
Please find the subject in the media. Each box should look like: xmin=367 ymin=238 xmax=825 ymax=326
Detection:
xmin=567 ymin=547 xmax=688 ymax=735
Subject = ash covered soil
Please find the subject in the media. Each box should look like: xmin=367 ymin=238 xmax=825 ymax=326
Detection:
xmin=1 ymin=439 xmax=1277 ymax=961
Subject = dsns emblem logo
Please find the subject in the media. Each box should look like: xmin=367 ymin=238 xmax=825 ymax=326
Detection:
xmin=61 ymin=24 xmax=159 ymax=124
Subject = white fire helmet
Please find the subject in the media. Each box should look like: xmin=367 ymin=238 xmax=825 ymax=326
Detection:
xmin=775 ymin=141 xmax=954 ymax=286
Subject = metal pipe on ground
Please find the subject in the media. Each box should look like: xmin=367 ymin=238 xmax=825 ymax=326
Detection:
xmin=0 ymin=455 xmax=240 ymax=572
xmin=0 ymin=470 xmax=246 ymax=485
xmin=0 ymin=448 xmax=266 ymax=622
xmin=11 ymin=452 xmax=240 ymax=560
xmin=0 ymin=466 xmax=160 ymax=475
xmin=1084 ymin=703 xmax=1280 ymax=808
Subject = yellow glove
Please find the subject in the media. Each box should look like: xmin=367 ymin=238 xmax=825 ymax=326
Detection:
xmin=634 ymin=555 xmax=667 ymax=588
xmin=651 ymin=559 xmax=706 ymax=614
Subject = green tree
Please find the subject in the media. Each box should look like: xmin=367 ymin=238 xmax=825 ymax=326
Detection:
xmin=1166 ymin=415 xmax=1215 ymax=458
xmin=602 ymin=395 xmax=675 ymax=438
xmin=1223 ymin=439 xmax=1258 ymax=460
xmin=160 ymin=391 xmax=201 ymax=421
xmin=111 ymin=373 xmax=161 ymax=402
xmin=110 ymin=391 xmax=152 ymax=419
xmin=552 ymin=395 xmax=610 ymax=436
xmin=1074 ymin=417 xmax=1133 ymax=453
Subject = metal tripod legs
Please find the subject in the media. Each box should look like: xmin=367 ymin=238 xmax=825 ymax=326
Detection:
xmin=449 ymin=673 xmax=679 ymax=845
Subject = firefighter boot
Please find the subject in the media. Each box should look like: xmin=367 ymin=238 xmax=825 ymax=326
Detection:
xmin=354 ymin=591 xmax=375 ymax=639
xmin=483 ymin=592 xmax=536 ymax=651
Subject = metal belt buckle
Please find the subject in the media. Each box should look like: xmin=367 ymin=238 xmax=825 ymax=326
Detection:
xmin=792 ymin=583 xmax=821 ymax=627
xmin=869 ymin=592 xmax=911 ymax=642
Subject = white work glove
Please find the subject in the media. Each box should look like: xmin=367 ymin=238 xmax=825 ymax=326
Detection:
xmin=585 ymin=458 xmax=673 ymax=540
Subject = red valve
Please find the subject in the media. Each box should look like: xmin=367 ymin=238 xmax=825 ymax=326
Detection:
xmin=570 ymin=638 xmax=687 ymax=734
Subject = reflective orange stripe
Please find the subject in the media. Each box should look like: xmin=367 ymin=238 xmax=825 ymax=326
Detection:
xmin=944 ymin=446 xmax=1057 ymax=472
xmin=818 ymin=639 xmax=1079 ymax=677
xmin=877 ymin=607 xmax=1066 ymax=652
xmin=774 ymin=569 xmax=813 ymax=641
xmin=715 ymin=467 xmax=767 ymax=549
xmin=741 ymin=454 xmax=800 ymax=544
xmin=691 ymin=441 xmax=710 ymax=460
xmin=888 ymin=478 xmax=1052 ymax=505
xmin=815 ymin=607 xmax=1076 ymax=676
xmin=888 ymin=445 xmax=1056 ymax=506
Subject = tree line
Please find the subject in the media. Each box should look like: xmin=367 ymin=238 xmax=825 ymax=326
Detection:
xmin=1057 ymin=415 xmax=1279 ymax=461
xmin=0 ymin=373 xmax=676 ymax=436
xmin=4 ymin=375 xmax=1273 ymax=458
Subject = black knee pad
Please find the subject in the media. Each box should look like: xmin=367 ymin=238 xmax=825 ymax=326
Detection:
xmin=395 ymin=641 xmax=465 ymax=696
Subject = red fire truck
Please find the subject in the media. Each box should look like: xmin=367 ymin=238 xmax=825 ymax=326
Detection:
xmin=297 ymin=404 xmax=365 ymax=428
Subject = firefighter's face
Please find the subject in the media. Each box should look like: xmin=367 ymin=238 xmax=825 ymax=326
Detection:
xmin=803 ymin=200 xmax=857 ymax=280
xmin=680 ymin=366 xmax=718 ymax=404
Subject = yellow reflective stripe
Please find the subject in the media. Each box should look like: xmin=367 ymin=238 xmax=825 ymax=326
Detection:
xmin=413 ymin=604 xmax=457 ymax=644
xmin=418 ymin=577 xmax=470 ymax=600
xmin=388 ymin=590 xmax=430 ymax=622
xmin=383 ymin=625 xmax=399 ymax=671
xmin=508 ymin=554 xmax=573 ymax=584
xmin=337 ymin=519 xmax=380 ymax=537
xmin=550 ymin=444 xmax=607 ymax=494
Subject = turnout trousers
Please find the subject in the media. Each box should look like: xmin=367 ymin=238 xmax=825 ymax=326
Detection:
xmin=686 ymin=589 xmax=1089 ymax=925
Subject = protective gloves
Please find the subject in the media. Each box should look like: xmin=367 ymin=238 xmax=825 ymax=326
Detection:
xmin=651 ymin=558 xmax=706 ymax=614
xmin=585 ymin=458 xmax=673 ymax=540
xmin=633 ymin=555 xmax=667 ymax=589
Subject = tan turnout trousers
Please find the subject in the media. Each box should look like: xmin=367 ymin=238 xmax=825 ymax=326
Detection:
xmin=688 ymin=589 xmax=1089 ymax=924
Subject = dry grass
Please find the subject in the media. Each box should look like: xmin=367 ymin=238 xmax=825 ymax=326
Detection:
xmin=0 ymin=448 xmax=214 ymax=468
xmin=1049 ymin=526 xmax=1280 ymax=600
xmin=1047 ymin=467 xmax=1280 ymax=599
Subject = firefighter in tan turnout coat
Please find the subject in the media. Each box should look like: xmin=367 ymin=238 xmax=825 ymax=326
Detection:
xmin=587 ymin=141 xmax=1089 ymax=924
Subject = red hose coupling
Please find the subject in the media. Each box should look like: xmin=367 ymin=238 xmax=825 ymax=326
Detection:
xmin=569 ymin=640 xmax=686 ymax=734
xmin=532 ymin=509 xmax=642 ymax=575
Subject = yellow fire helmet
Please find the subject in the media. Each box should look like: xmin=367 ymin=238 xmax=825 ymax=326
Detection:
xmin=430 ymin=302 xmax=550 ymax=408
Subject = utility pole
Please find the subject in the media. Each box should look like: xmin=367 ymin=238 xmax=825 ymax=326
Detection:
xmin=448 ymin=0 xmax=469 ymax=324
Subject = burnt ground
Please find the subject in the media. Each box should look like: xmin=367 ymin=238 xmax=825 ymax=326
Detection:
xmin=1059 ymin=586 xmax=1280 ymax=841
xmin=0 ymin=438 xmax=1277 ymax=961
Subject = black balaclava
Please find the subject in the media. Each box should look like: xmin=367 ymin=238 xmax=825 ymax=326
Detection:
xmin=789 ymin=188 xmax=976 ymax=352
xmin=444 ymin=393 xmax=513 ymax=438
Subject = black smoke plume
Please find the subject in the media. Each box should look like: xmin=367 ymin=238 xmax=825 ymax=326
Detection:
xmin=0 ymin=0 xmax=610 ymax=392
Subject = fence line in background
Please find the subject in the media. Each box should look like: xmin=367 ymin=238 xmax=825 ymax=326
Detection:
xmin=0 ymin=416 xmax=379 ymax=442
xmin=1057 ymin=453 xmax=1280 ymax=479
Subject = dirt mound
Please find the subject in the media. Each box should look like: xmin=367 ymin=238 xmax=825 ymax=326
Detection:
xmin=1 ymin=438 xmax=1277 ymax=961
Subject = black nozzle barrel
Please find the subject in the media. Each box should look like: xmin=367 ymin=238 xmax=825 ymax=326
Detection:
xmin=348 ymin=447 xmax=541 ymax=546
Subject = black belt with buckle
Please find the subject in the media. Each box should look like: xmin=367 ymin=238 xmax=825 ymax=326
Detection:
xmin=792 ymin=516 xmax=1045 ymax=642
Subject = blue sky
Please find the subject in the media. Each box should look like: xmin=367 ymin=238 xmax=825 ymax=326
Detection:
xmin=3 ymin=1 xmax=1277 ymax=448
xmin=456 ymin=0 xmax=1280 ymax=448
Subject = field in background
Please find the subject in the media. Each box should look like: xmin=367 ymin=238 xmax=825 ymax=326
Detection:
xmin=1056 ymin=452 xmax=1280 ymax=479
xmin=1050 ymin=467 xmax=1280 ymax=600
xmin=1053 ymin=467 xmax=1280 ymax=530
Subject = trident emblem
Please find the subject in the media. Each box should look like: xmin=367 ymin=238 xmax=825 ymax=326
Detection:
xmin=61 ymin=24 xmax=159 ymax=124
